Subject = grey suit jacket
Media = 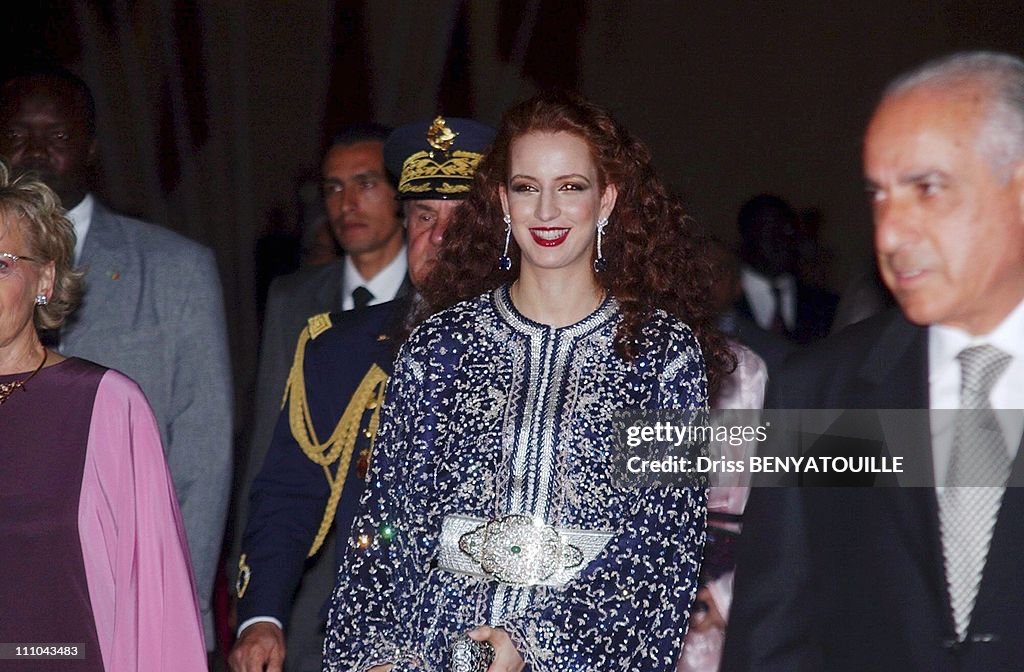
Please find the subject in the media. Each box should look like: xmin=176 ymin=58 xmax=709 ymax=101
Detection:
xmin=62 ymin=201 xmax=233 ymax=647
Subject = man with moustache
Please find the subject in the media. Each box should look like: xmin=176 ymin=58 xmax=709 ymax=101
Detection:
xmin=230 ymin=117 xmax=495 ymax=672
xmin=722 ymin=51 xmax=1024 ymax=671
xmin=0 ymin=66 xmax=233 ymax=651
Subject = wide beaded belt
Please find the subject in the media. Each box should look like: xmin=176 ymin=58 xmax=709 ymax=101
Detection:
xmin=438 ymin=513 xmax=614 ymax=587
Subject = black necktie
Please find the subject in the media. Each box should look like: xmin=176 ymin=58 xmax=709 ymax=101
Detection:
xmin=352 ymin=286 xmax=374 ymax=310
xmin=770 ymin=284 xmax=788 ymax=335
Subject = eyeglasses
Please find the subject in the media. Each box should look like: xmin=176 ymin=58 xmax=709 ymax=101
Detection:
xmin=0 ymin=252 xmax=41 ymax=279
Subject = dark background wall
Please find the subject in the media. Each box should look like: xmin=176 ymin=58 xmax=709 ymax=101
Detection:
xmin=5 ymin=0 xmax=1024 ymax=421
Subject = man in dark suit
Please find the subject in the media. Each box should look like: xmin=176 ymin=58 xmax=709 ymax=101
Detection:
xmin=229 ymin=117 xmax=495 ymax=672
xmin=231 ymin=125 xmax=409 ymax=663
xmin=722 ymin=51 xmax=1024 ymax=671
xmin=709 ymin=237 xmax=795 ymax=378
xmin=0 ymin=66 xmax=233 ymax=650
xmin=242 ymin=125 xmax=407 ymax=520
xmin=734 ymin=193 xmax=838 ymax=344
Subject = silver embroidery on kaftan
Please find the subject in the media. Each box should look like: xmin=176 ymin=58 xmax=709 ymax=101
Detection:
xmin=324 ymin=286 xmax=708 ymax=672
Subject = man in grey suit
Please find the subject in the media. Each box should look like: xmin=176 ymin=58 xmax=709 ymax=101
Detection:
xmin=0 ymin=67 xmax=233 ymax=651
xmin=232 ymin=125 xmax=407 ymax=666
xmin=244 ymin=124 xmax=407 ymax=503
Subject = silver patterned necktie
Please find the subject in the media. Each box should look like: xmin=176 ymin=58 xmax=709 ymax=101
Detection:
xmin=938 ymin=344 xmax=1012 ymax=641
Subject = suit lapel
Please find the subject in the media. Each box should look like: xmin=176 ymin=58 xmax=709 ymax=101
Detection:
xmin=1007 ymin=428 xmax=1024 ymax=487
xmin=854 ymin=311 xmax=929 ymax=409
xmin=856 ymin=314 xmax=950 ymax=613
xmin=313 ymin=261 xmax=345 ymax=314
xmin=394 ymin=274 xmax=414 ymax=301
xmin=64 ymin=204 xmax=132 ymax=342
xmin=859 ymin=317 xmax=934 ymax=487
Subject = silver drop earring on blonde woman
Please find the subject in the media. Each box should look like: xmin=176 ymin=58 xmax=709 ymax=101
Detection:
xmin=498 ymin=214 xmax=513 ymax=271
xmin=593 ymin=217 xmax=609 ymax=273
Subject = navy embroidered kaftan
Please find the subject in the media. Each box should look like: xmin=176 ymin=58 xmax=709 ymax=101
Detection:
xmin=324 ymin=286 xmax=708 ymax=671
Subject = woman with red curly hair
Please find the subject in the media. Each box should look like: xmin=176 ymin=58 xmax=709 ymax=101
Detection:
xmin=324 ymin=92 xmax=729 ymax=672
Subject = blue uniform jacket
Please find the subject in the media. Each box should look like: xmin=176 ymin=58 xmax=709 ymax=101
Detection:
xmin=237 ymin=299 xmax=408 ymax=627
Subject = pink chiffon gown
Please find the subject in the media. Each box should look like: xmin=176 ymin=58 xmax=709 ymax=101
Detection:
xmin=0 ymin=357 xmax=207 ymax=671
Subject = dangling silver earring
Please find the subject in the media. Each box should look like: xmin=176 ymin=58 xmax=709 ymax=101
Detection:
xmin=499 ymin=214 xmax=512 ymax=271
xmin=593 ymin=217 xmax=609 ymax=273
xmin=35 ymin=294 xmax=48 ymax=306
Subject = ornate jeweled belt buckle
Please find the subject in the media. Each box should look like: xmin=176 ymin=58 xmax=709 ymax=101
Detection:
xmin=449 ymin=634 xmax=495 ymax=672
xmin=457 ymin=514 xmax=585 ymax=585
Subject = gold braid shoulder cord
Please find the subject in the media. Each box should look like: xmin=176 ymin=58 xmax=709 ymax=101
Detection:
xmin=283 ymin=321 xmax=389 ymax=557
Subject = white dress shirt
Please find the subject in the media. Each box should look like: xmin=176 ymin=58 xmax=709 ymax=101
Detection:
xmin=740 ymin=266 xmax=796 ymax=332
xmin=340 ymin=245 xmax=408 ymax=310
xmin=928 ymin=298 xmax=1024 ymax=487
xmin=65 ymin=193 xmax=95 ymax=265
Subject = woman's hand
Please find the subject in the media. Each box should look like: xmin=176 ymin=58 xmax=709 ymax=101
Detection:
xmin=468 ymin=626 xmax=524 ymax=672
xmin=367 ymin=666 xmax=394 ymax=672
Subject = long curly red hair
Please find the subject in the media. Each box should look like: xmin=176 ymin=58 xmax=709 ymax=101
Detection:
xmin=418 ymin=91 xmax=733 ymax=391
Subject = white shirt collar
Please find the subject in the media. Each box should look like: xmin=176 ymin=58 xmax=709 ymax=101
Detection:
xmin=341 ymin=245 xmax=408 ymax=310
xmin=740 ymin=266 xmax=796 ymax=331
xmin=929 ymin=296 xmax=1024 ymax=381
xmin=65 ymin=193 xmax=95 ymax=265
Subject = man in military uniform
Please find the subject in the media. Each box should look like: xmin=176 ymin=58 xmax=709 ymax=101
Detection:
xmin=229 ymin=117 xmax=495 ymax=672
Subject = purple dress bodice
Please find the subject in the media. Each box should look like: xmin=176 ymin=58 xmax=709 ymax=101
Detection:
xmin=0 ymin=357 xmax=107 ymax=670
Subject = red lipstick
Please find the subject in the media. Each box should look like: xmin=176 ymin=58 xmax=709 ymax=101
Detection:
xmin=529 ymin=227 xmax=569 ymax=247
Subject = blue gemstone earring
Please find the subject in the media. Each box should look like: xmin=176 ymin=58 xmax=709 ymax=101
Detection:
xmin=593 ymin=217 xmax=609 ymax=273
xmin=499 ymin=214 xmax=512 ymax=271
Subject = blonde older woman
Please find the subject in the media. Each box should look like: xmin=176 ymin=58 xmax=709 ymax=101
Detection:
xmin=0 ymin=163 xmax=206 ymax=671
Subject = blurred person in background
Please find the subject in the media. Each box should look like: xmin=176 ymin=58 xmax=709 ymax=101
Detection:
xmin=709 ymin=237 xmax=794 ymax=377
xmin=734 ymin=194 xmax=837 ymax=344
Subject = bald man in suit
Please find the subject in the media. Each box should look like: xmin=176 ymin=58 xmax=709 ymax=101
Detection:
xmin=723 ymin=51 xmax=1024 ymax=672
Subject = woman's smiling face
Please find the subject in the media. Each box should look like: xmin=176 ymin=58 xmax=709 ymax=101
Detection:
xmin=500 ymin=131 xmax=616 ymax=279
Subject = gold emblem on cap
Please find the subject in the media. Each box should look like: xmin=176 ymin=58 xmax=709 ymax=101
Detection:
xmin=398 ymin=150 xmax=483 ymax=194
xmin=427 ymin=116 xmax=458 ymax=151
